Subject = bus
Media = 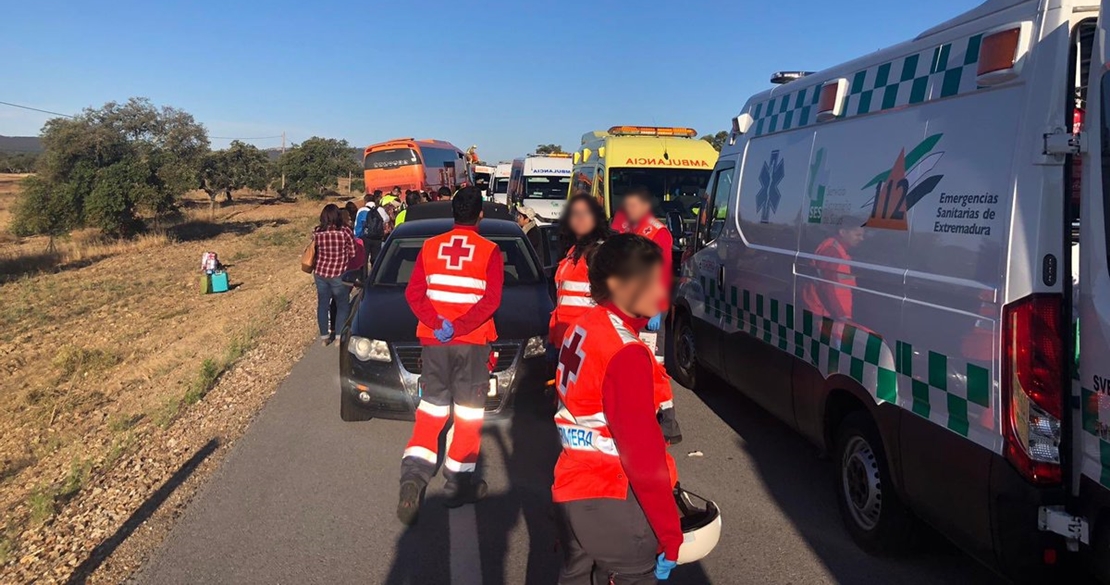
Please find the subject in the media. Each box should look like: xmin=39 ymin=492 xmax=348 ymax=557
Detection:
xmin=572 ymin=126 xmax=718 ymax=234
xmin=508 ymin=154 xmax=573 ymax=222
xmin=363 ymin=138 xmax=469 ymax=194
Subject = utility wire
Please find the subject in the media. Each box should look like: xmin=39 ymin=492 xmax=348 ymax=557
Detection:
xmin=0 ymin=100 xmax=74 ymax=118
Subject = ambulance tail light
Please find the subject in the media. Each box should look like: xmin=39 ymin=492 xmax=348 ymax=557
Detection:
xmin=1001 ymin=294 xmax=1064 ymax=485
xmin=976 ymin=23 xmax=1031 ymax=86
xmin=817 ymin=78 xmax=849 ymax=123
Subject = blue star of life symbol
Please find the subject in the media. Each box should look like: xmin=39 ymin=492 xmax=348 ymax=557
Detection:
xmin=757 ymin=150 xmax=784 ymax=224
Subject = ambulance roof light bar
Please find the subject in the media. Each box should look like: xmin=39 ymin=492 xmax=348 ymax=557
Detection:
xmin=607 ymin=126 xmax=698 ymax=138
xmin=527 ymin=152 xmax=572 ymax=158
xmin=770 ymin=71 xmax=814 ymax=85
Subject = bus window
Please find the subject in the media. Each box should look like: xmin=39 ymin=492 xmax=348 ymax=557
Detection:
xmin=365 ymin=148 xmax=420 ymax=169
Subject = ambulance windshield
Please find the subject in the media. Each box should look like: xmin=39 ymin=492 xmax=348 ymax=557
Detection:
xmin=474 ymin=171 xmax=492 ymax=191
xmin=365 ymin=148 xmax=420 ymax=170
xmin=609 ymin=168 xmax=711 ymax=219
xmin=522 ymin=176 xmax=571 ymax=200
xmin=492 ymin=178 xmax=509 ymax=194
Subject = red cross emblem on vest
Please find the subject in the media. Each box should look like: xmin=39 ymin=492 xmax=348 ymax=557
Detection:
xmin=438 ymin=235 xmax=475 ymax=270
xmin=556 ymin=326 xmax=587 ymax=397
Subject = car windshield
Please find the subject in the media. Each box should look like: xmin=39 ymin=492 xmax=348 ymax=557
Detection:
xmin=492 ymin=177 xmax=509 ymax=194
xmin=365 ymin=148 xmax=420 ymax=170
xmin=372 ymin=236 xmax=541 ymax=286
xmin=522 ymin=176 xmax=570 ymax=200
xmin=609 ymin=167 xmax=712 ymax=219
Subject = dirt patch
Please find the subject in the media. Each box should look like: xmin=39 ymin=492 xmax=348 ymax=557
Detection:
xmin=0 ymin=186 xmax=330 ymax=583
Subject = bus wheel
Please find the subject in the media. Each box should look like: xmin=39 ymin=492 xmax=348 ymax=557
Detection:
xmin=669 ymin=311 xmax=700 ymax=389
xmin=834 ymin=411 xmax=915 ymax=554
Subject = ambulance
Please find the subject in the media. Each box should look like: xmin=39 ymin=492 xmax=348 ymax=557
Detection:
xmin=507 ymin=154 xmax=573 ymax=222
xmin=472 ymin=164 xmax=494 ymax=198
xmin=491 ymin=162 xmax=511 ymax=205
xmin=572 ymin=126 xmax=718 ymax=243
xmin=672 ymin=0 xmax=1109 ymax=580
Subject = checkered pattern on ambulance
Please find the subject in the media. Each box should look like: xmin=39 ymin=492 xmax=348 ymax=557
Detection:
xmin=749 ymin=34 xmax=984 ymax=137
xmin=700 ymin=277 xmax=1000 ymax=454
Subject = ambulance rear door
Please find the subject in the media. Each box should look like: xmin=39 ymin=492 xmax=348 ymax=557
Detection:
xmin=1074 ymin=1 xmax=1110 ymax=566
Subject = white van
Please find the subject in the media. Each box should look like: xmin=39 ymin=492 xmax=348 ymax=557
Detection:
xmin=491 ymin=162 xmax=511 ymax=205
xmin=508 ymin=154 xmax=573 ymax=222
xmin=472 ymin=164 xmax=494 ymax=198
xmin=672 ymin=0 xmax=1108 ymax=580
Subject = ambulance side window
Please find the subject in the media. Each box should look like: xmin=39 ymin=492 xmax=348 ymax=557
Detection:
xmin=704 ymin=163 xmax=737 ymax=243
xmin=573 ymin=167 xmax=595 ymax=196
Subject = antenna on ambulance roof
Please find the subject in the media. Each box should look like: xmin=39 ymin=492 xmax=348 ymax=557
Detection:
xmin=770 ymin=71 xmax=814 ymax=85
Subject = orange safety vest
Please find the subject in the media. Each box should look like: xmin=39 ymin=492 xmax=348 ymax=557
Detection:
xmin=800 ymin=237 xmax=855 ymax=319
xmin=552 ymin=306 xmax=675 ymax=503
xmin=415 ymin=228 xmax=499 ymax=344
xmin=549 ymin=247 xmax=596 ymax=345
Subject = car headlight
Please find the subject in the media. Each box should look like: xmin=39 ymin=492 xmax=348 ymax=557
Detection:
xmin=523 ymin=335 xmax=546 ymax=359
xmin=348 ymin=336 xmax=391 ymax=362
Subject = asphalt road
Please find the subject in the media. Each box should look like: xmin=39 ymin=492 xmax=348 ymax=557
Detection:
xmin=135 ymin=343 xmax=1005 ymax=585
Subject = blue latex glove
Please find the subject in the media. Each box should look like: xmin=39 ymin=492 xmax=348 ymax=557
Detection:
xmin=655 ymin=553 xmax=677 ymax=580
xmin=647 ymin=314 xmax=662 ymax=332
xmin=434 ymin=317 xmax=455 ymax=343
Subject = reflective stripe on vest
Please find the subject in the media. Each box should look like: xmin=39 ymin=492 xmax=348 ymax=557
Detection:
xmin=416 ymin=228 xmax=499 ymax=344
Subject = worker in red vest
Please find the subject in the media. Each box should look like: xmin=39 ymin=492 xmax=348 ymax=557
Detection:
xmin=549 ymin=193 xmax=613 ymax=348
xmin=398 ymin=187 xmax=503 ymax=524
xmin=611 ymin=186 xmax=681 ymax=444
xmin=553 ymin=234 xmax=682 ymax=583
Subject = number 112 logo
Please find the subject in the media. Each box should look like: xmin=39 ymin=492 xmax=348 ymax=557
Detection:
xmin=861 ymin=134 xmax=944 ymax=231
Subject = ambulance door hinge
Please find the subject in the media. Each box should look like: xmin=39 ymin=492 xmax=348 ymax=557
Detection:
xmin=1043 ymin=131 xmax=1085 ymax=156
xmin=1038 ymin=506 xmax=1090 ymax=552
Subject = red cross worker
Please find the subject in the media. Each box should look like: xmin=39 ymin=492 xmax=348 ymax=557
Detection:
xmin=552 ymin=234 xmax=682 ymax=584
xmin=397 ymin=187 xmax=504 ymax=524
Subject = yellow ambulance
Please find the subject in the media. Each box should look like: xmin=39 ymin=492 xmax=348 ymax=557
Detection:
xmin=570 ymin=126 xmax=719 ymax=230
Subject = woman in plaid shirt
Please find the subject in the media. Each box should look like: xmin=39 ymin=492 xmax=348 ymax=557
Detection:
xmin=313 ymin=204 xmax=356 ymax=345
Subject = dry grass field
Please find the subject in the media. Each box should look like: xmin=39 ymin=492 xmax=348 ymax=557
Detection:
xmin=0 ymin=174 xmax=336 ymax=580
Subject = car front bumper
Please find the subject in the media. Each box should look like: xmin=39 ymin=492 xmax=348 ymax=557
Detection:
xmin=339 ymin=340 xmax=550 ymax=421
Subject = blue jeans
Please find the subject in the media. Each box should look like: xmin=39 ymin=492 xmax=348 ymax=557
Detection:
xmin=314 ymin=275 xmax=350 ymax=337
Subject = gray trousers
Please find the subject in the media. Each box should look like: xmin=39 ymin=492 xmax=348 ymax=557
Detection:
xmin=400 ymin=344 xmax=490 ymax=484
xmin=557 ymin=491 xmax=659 ymax=585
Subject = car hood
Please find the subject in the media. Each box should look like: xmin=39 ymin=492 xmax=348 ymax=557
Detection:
xmin=352 ymin=284 xmax=553 ymax=342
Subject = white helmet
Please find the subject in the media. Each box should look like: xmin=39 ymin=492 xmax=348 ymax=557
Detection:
xmin=675 ymin=487 xmax=722 ymax=564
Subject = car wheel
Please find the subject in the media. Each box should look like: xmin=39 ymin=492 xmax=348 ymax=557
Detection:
xmin=340 ymin=388 xmax=373 ymax=422
xmin=834 ymin=411 xmax=915 ymax=553
xmin=668 ymin=311 xmax=701 ymax=389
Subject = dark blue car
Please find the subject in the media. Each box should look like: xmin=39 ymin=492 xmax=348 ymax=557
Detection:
xmin=339 ymin=210 xmax=555 ymax=421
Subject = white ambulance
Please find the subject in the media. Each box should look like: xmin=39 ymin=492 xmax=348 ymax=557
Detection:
xmin=491 ymin=162 xmax=511 ymax=205
xmin=672 ymin=0 xmax=1108 ymax=580
xmin=508 ymin=154 xmax=573 ymax=223
xmin=472 ymin=164 xmax=494 ymax=198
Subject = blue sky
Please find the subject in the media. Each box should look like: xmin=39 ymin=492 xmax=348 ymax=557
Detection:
xmin=1 ymin=0 xmax=973 ymax=162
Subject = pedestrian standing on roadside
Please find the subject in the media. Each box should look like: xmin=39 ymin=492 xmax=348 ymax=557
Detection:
xmin=514 ymin=205 xmax=544 ymax=254
xmin=552 ymin=234 xmax=683 ymax=584
xmin=354 ymin=191 xmax=389 ymax=268
xmin=437 ymin=186 xmax=452 ymax=201
xmin=343 ymin=201 xmax=359 ymax=227
xmin=313 ymin=204 xmax=356 ymax=346
xmin=395 ymin=191 xmax=421 ymax=226
xmin=397 ymin=187 xmax=503 ymax=524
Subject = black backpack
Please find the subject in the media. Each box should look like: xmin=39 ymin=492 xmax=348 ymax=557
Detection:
xmin=362 ymin=205 xmax=385 ymax=240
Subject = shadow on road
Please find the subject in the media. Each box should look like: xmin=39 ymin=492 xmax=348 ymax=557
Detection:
xmin=66 ymin=438 xmax=221 ymax=585
xmin=687 ymin=379 xmax=1005 ymax=585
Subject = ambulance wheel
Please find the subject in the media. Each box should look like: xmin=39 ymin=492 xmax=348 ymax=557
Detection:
xmin=340 ymin=389 xmax=373 ymax=422
xmin=669 ymin=311 xmax=702 ymax=389
xmin=834 ymin=411 xmax=915 ymax=554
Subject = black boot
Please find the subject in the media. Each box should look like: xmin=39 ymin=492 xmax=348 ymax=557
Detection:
xmin=397 ymin=479 xmax=427 ymax=525
xmin=443 ymin=475 xmax=488 ymax=508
